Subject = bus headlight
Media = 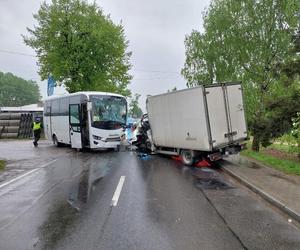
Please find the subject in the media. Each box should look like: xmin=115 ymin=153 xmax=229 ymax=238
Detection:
xmin=92 ymin=135 xmax=102 ymax=140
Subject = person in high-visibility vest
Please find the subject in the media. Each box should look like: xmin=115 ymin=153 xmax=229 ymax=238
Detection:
xmin=32 ymin=117 xmax=43 ymax=147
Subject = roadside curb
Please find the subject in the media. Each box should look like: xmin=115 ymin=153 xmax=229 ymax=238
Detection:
xmin=221 ymin=165 xmax=300 ymax=224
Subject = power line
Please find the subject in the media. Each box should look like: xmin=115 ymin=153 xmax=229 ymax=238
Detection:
xmin=131 ymin=69 xmax=180 ymax=74
xmin=0 ymin=49 xmax=183 ymax=76
xmin=0 ymin=49 xmax=36 ymax=57
xmin=134 ymin=76 xmax=182 ymax=81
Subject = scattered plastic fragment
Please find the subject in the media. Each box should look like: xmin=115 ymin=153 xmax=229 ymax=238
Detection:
xmin=171 ymin=156 xmax=182 ymax=162
xmin=171 ymin=155 xmax=213 ymax=168
xmin=195 ymin=159 xmax=212 ymax=168
xmin=138 ymin=153 xmax=150 ymax=160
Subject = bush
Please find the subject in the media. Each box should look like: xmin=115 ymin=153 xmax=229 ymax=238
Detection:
xmin=276 ymin=133 xmax=297 ymax=146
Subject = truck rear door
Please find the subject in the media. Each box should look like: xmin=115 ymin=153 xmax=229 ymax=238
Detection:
xmin=225 ymin=84 xmax=247 ymax=142
xmin=205 ymin=86 xmax=230 ymax=147
xmin=205 ymin=83 xmax=247 ymax=148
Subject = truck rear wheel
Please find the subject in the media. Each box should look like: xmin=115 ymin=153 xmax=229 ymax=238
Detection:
xmin=180 ymin=150 xmax=195 ymax=166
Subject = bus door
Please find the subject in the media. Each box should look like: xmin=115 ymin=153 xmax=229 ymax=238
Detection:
xmin=69 ymin=104 xmax=82 ymax=149
xmin=81 ymin=103 xmax=90 ymax=147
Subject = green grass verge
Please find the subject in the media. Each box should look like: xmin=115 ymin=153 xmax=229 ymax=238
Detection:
xmin=0 ymin=160 xmax=5 ymax=171
xmin=241 ymin=150 xmax=300 ymax=175
xmin=268 ymin=143 xmax=299 ymax=154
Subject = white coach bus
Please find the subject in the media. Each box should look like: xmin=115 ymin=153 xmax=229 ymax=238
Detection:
xmin=44 ymin=92 xmax=127 ymax=149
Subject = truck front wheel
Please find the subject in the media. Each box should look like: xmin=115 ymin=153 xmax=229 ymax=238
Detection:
xmin=180 ymin=150 xmax=195 ymax=166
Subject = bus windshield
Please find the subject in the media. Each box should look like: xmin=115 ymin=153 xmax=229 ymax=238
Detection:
xmin=90 ymin=95 xmax=127 ymax=130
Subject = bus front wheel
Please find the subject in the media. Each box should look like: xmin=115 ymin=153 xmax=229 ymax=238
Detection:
xmin=53 ymin=135 xmax=61 ymax=147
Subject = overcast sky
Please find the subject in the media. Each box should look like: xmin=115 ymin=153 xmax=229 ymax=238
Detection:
xmin=0 ymin=0 xmax=210 ymax=110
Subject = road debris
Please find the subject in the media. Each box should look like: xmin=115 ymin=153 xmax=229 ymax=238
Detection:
xmin=137 ymin=153 xmax=150 ymax=160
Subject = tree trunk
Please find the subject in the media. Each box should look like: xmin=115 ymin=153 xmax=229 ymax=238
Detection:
xmin=252 ymin=135 xmax=260 ymax=151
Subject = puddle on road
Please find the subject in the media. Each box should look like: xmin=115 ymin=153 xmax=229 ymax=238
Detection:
xmin=37 ymin=154 xmax=115 ymax=249
xmin=67 ymin=158 xmax=112 ymax=209
xmin=195 ymin=178 xmax=233 ymax=190
xmin=38 ymin=201 xmax=79 ymax=250
xmin=192 ymin=168 xmax=234 ymax=190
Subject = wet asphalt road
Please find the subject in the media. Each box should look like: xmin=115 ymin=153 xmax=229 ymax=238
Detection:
xmin=0 ymin=141 xmax=300 ymax=249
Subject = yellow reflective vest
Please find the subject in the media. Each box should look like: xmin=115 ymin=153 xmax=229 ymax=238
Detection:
xmin=33 ymin=122 xmax=41 ymax=131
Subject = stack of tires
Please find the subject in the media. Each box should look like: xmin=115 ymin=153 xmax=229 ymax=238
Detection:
xmin=0 ymin=113 xmax=33 ymax=139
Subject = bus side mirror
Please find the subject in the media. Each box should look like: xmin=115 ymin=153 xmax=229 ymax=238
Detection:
xmin=87 ymin=102 xmax=92 ymax=111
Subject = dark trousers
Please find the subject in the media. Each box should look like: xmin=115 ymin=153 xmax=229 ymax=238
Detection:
xmin=33 ymin=130 xmax=41 ymax=144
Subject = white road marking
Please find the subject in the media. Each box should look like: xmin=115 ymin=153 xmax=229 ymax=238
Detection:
xmin=39 ymin=159 xmax=58 ymax=168
xmin=0 ymin=159 xmax=58 ymax=190
xmin=0 ymin=168 xmax=39 ymax=189
xmin=111 ymin=176 xmax=126 ymax=207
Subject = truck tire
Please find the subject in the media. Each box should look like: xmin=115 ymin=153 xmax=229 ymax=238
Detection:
xmin=180 ymin=150 xmax=195 ymax=166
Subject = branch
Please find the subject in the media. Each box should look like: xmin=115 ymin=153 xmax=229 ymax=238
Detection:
xmin=241 ymin=63 xmax=264 ymax=79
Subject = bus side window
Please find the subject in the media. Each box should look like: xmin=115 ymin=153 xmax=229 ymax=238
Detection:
xmin=60 ymin=98 xmax=69 ymax=116
xmin=70 ymin=105 xmax=80 ymax=125
xmin=52 ymin=100 xmax=59 ymax=115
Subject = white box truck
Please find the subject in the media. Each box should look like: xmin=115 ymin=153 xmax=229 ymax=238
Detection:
xmin=144 ymin=82 xmax=248 ymax=165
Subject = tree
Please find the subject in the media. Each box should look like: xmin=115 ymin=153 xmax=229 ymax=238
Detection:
xmin=260 ymin=85 xmax=300 ymax=147
xmin=23 ymin=0 xmax=132 ymax=96
xmin=267 ymin=28 xmax=300 ymax=151
xmin=0 ymin=71 xmax=40 ymax=107
xmin=182 ymin=0 xmax=300 ymax=151
xmin=129 ymin=94 xmax=143 ymax=118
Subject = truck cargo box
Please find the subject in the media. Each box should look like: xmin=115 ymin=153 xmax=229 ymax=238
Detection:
xmin=146 ymin=83 xmax=247 ymax=154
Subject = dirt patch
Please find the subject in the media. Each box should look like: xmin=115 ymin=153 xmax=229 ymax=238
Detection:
xmin=269 ymin=173 xmax=299 ymax=185
xmin=263 ymin=148 xmax=300 ymax=162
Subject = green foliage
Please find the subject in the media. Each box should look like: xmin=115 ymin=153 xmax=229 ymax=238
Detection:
xmin=241 ymin=149 xmax=300 ymax=175
xmin=281 ymin=31 xmax=300 ymax=79
xmin=268 ymin=143 xmax=299 ymax=154
xmin=23 ymin=0 xmax=132 ymax=96
xmin=257 ymin=84 xmax=300 ymax=147
xmin=277 ymin=133 xmax=298 ymax=146
xmin=0 ymin=72 xmax=40 ymax=107
xmin=128 ymin=94 xmax=143 ymax=118
xmin=182 ymin=0 xmax=300 ymax=151
xmin=291 ymin=112 xmax=300 ymax=158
